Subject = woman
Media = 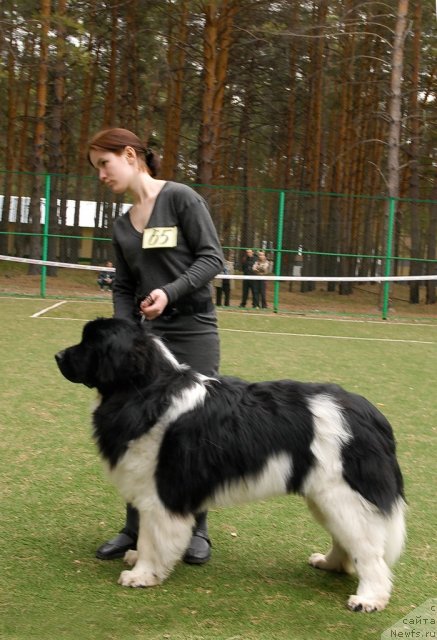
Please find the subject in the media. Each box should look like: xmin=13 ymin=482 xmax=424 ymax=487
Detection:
xmin=87 ymin=127 xmax=224 ymax=565
xmin=252 ymin=251 xmax=271 ymax=308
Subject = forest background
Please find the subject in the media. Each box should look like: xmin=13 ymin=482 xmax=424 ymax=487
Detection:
xmin=0 ymin=0 xmax=436 ymax=305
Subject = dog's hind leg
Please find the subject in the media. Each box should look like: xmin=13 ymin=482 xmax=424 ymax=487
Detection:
xmin=309 ymin=542 xmax=355 ymax=575
xmin=346 ymin=552 xmax=392 ymax=613
xmin=306 ymin=499 xmax=355 ymax=574
xmin=306 ymin=490 xmax=394 ymax=612
xmin=118 ymin=507 xmax=194 ymax=588
xmin=346 ymin=499 xmax=405 ymax=612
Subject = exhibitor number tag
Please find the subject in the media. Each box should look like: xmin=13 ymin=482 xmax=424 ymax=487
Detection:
xmin=142 ymin=226 xmax=178 ymax=249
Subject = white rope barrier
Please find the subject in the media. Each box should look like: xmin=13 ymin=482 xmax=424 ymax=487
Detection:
xmin=0 ymin=255 xmax=109 ymax=272
xmin=215 ymin=275 xmax=437 ymax=282
xmin=1 ymin=254 xmax=436 ymax=282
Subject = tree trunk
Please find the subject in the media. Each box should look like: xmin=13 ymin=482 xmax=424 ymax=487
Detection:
xmin=279 ymin=8 xmax=298 ymax=191
xmin=28 ymin=0 xmax=50 ymax=275
xmin=408 ymin=0 xmax=422 ymax=303
xmin=70 ymin=21 xmax=101 ymax=264
xmin=211 ymin=0 xmax=237 ymax=184
xmin=384 ymin=0 xmax=409 ymax=301
xmin=161 ymin=0 xmax=189 ymax=180
xmin=197 ymin=0 xmax=236 ymax=190
xmin=0 ymin=17 xmax=18 ymax=255
xmin=119 ymin=0 xmax=140 ymax=131
xmin=14 ymin=33 xmax=34 ymax=258
xmin=46 ymin=0 xmax=67 ymax=276
xmin=334 ymin=0 xmax=355 ymax=295
xmin=301 ymin=0 xmax=328 ymax=292
xmin=425 ymin=186 xmax=437 ymax=304
xmin=103 ymin=3 xmax=118 ymax=128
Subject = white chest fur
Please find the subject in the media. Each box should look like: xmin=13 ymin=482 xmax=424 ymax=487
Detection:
xmin=106 ymin=381 xmax=207 ymax=512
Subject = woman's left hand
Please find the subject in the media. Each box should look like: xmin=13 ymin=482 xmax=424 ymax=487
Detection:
xmin=140 ymin=289 xmax=169 ymax=320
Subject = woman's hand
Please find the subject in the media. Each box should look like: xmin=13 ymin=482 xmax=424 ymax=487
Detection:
xmin=140 ymin=289 xmax=169 ymax=320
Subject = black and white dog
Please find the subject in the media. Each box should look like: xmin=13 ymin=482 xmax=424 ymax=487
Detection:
xmin=55 ymin=317 xmax=406 ymax=612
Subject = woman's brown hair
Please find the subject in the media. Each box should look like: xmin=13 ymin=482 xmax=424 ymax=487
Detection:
xmin=87 ymin=128 xmax=160 ymax=177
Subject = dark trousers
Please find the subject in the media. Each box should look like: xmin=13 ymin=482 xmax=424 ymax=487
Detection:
xmin=254 ymin=280 xmax=267 ymax=307
xmin=98 ymin=278 xmax=113 ymax=291
xmin=216 ymin=281 xmax=230 ymax=306
xmin=240 ymin=280 xmax=258 ymax=307
xmin=125 ymin=505 xmax=208 ymax=538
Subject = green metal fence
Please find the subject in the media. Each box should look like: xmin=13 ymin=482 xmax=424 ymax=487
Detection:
xmin=1 ymin=171 xmax=436 ymax=319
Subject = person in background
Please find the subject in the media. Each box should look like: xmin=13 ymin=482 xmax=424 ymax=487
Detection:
xmin=239 ymin=249 xmax=258 ymax=308
xmin=252 ymin=250 xmax=271 ymax=308
xmin=214 ymin=258 xmax=233 ymax=306
xmin=87 ymin=127 xmax=224 ymax=566
xmin=97 ymin=260 xmax=115 ymax=291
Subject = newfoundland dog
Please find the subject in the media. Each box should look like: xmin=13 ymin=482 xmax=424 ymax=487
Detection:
xmin=55 ymin=317 xmax=406 ymax=612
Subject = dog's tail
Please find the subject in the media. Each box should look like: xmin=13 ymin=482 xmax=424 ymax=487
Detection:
xmin=384 ymin=497 xmax=407 ymax=567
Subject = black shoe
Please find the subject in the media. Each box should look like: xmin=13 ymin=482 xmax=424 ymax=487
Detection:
xmin=183 ymin=529 xmax=212 ymax=565
xmin=95 ymin=531 xmax=137 ymax=560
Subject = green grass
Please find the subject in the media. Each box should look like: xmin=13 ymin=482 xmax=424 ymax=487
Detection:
xmin=0 ymin=298 xmax=436 ymax=640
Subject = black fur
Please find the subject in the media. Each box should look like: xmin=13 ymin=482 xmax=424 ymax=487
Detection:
xmin=55 ymin=317 xmax=406 ymax=610
xmin=55 ymin=317 xmax=404 ymax=516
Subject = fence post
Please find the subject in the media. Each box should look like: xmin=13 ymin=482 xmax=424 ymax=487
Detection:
xmin=382 ymin=196 xmax=396 ymax=320
xmin=40 ymin=173 xmax=51 ymax=298
xmin=273 ymin=190 xmax=285 ymax=313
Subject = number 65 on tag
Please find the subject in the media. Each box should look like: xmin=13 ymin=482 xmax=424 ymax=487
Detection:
xmin=142 ymin=226 xmax=178 ymax=249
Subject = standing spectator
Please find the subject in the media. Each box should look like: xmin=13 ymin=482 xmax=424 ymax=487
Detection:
xmin=214 ymin=259 xmax=233 ymax=306
xmin=97 ymin=261 xmax=115 ymax=291
xmin=252 ymin=251 xmax=271 ymax=308
xmin=239 ymin=249 xmax=258 ymax=308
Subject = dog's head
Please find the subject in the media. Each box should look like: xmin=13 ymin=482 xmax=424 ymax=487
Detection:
xmin=55 ymin=317 xmax=154 ymax=393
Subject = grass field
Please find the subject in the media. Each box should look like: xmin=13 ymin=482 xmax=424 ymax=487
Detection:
xmin=1 ymin=296 xmax=436 ymax=640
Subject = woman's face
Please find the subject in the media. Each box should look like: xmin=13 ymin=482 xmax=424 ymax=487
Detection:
xmin=89 ymin=148 xmax=135 ymax=194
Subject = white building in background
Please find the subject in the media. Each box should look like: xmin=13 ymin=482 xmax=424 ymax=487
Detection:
xmin=0 ymin=195 xmax=130 ymax=228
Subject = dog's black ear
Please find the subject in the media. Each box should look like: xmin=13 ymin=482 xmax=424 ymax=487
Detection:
xmin=80 ymin=318 xmax=136 ymax=389
xmin=92 ymin=330 xmax=136 ymax=389
xmin=82 ymin=317 xmax=157 ymax=391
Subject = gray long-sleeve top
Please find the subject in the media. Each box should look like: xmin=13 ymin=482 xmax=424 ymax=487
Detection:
xmin=112 ymin=181 xmax=224 ymax=320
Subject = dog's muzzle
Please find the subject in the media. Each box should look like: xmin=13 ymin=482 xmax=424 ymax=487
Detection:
xmin=55 ymin=350 xmax=65 ymax=366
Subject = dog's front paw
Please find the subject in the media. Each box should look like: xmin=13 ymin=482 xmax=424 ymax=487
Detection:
xmin=309 ymin=551 xmax=355 ymax=574
xmin=347 ymin=594 xmax=388 ymax=613
xmin=118 ymin=569 xmax=161 ymax=588
xmin=309 ymin=552 xmax=344 ymax=572
xmin=309 ymin=552 xmax=328 ymax=569
xmin=123 ymin=550 xmax=138 ymax=566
